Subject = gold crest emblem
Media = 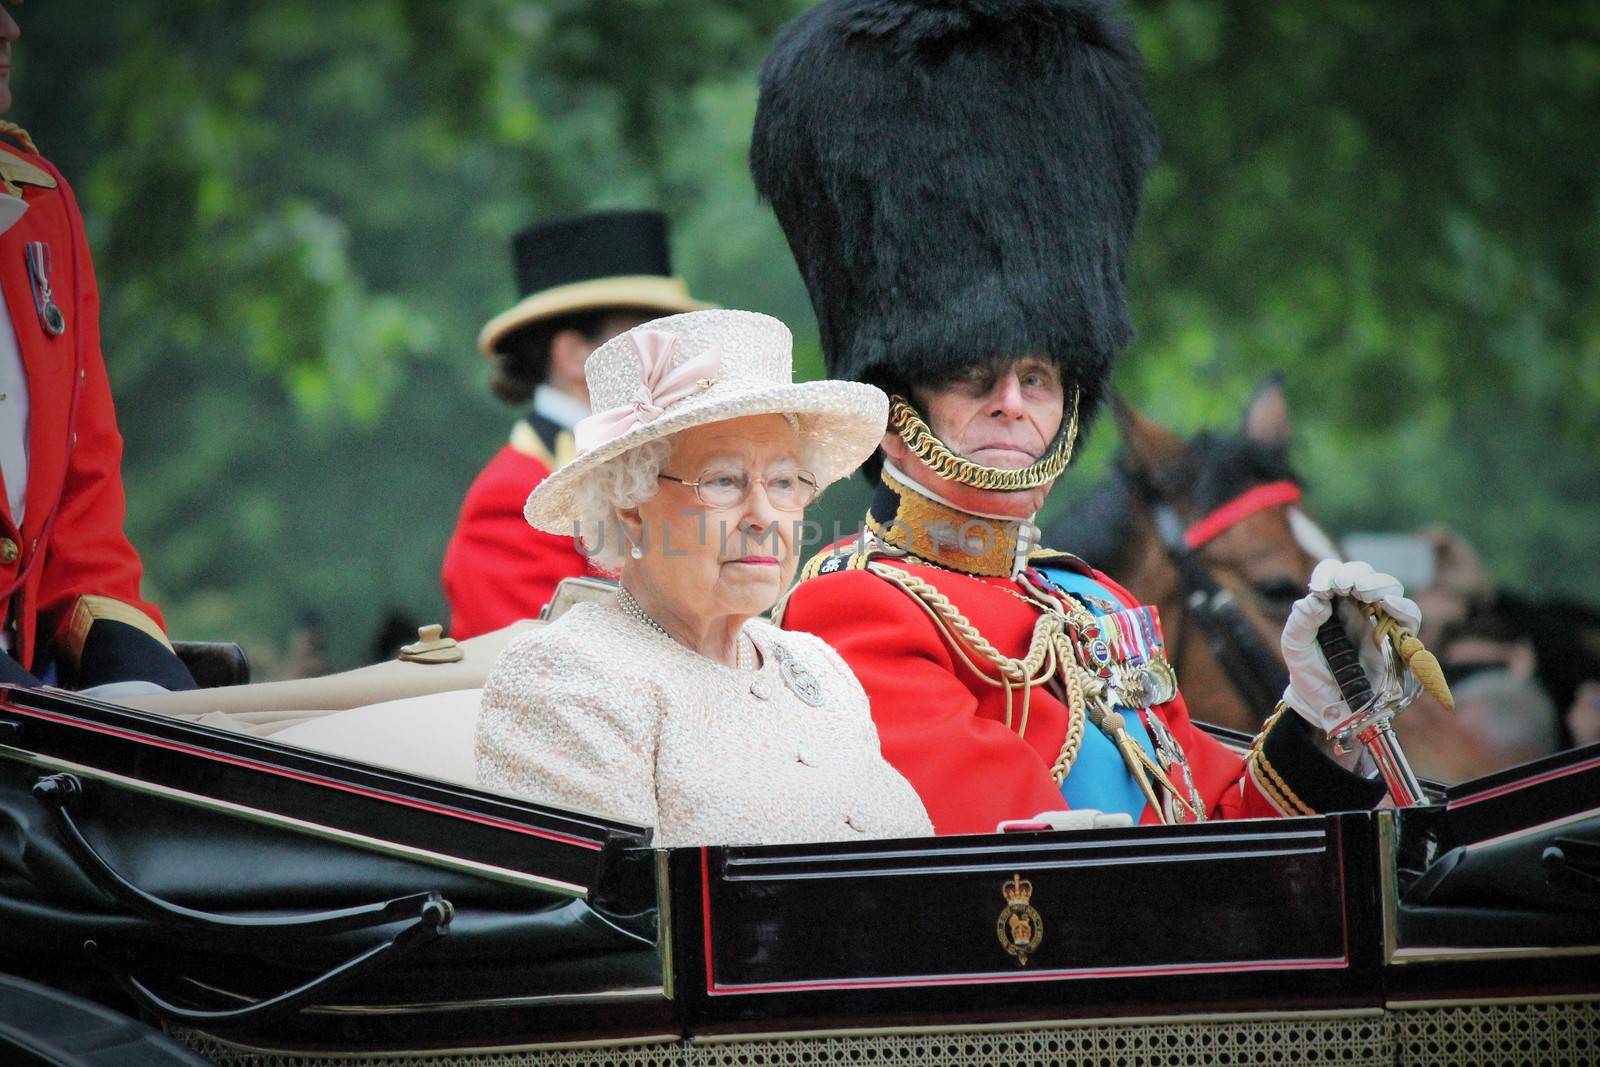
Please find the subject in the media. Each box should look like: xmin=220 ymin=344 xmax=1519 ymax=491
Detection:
xmin=996 ymin=873 xmax=1044 ymax=966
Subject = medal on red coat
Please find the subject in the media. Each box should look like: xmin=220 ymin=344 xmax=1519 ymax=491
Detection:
xmin=1107 ymin=604 xmax=1179 ymax=707
xmin=1141 ymin=708 xmax=1205 ymax=823
xmin=25 ymin=242 xmax=65 ymax=337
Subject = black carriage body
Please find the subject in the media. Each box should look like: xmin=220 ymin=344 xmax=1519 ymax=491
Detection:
xmin=0 ymin=686 xmax=673 ymax=1052
xmin=680 ymin=815 xmax=1380 ymax=1031
xmin=1 ymin=685 xmax=1596 ymax=1064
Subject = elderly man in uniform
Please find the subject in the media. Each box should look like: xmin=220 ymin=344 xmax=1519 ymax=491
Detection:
xmin=757 ymin=0 xmax=1415 ymax=834
xmin=442 ymin=210 xmax=712 ymax=639
xmin=0 ymin=4 xmax=193 ymax=692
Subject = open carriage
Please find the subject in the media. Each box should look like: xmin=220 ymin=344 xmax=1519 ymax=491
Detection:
xmin=0 ymin=648 xmax=1595 ymax=1066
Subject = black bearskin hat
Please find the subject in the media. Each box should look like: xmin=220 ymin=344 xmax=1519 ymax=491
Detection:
xmin=751 ymin=0 xmax=1157 ymax=420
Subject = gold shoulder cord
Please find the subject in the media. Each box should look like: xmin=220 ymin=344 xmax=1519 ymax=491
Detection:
xmin=889 ymin=389 xmax=1081 ymax=492
xmin=1053 ymin=664 xmax=1089 ymax=782
xmin=866 ymin=561 xmax=1061 ymax=740
xmin=865 ymin=560 xmax=1198 ymax=820
xmin=865 ymin=561 xmax=1096 ymax=785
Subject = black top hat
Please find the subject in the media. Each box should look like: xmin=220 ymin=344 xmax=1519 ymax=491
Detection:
xmin=750 ymin=0 xmax=1158 ymax=422
xmin=478 ymin=209 xmax=713 ymax=355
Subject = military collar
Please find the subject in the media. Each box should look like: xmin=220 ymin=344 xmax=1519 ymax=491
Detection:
xmin=509 ymin=416 xmax=577 ymax=470
xmin=0 ymin=146 xmax=56 ymax=199
xmin=867 ymin=464 xmax=1042 ymax=578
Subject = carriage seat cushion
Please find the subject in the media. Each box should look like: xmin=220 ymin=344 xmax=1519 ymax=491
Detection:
xmin=271 ymin=689 xmax=482 ymax=787
xmin=122 ymin=619 xmax=540 ymax=721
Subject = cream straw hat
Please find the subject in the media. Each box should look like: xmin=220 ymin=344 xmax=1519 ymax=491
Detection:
xmin=522 ymin=309 xmax=889 ymax=533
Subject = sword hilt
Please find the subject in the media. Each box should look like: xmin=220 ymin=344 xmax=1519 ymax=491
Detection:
xmin=1315 ymin=602 xmax=1429 ymax=807
xmin=1315 ymin=613 xmax=1373 ymax=714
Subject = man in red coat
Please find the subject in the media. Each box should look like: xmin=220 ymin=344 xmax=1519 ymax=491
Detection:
xmin=441 ymin=211 xmax=712 ymax=639
xmin=755 ymin=0 xmax=1412 ymax=834
xmin=0 ymin=6 xmax=192 ymax=691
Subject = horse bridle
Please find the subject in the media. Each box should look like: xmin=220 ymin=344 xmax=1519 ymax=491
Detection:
xmin=1125 ymin=468 xmax=1298 ymax=722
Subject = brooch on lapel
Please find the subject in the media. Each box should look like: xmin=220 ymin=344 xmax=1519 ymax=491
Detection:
xmin=772 ymin=644 xmax=824 ymax=707
xmin=25 ymin=242 xmax=65 ymax=336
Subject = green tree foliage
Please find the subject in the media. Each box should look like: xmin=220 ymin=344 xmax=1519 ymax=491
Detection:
xmin=10 ymin=1 xmax=1596 ymax=671
xmin=1105 ymin=1 xmax=1600 ymax=590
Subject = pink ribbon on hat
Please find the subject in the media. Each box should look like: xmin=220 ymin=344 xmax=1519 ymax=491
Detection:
xmin=573 ymin=329 xmax=720 ymax=454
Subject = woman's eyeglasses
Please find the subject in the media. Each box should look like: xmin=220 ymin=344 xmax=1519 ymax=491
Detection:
xmin=658 ymin=468 xmax=820 ymax=511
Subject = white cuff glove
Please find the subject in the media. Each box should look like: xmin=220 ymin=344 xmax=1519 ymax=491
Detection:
xmin=1281 ymin=559 xmax=1422 ymax=748
xmin=997 ymin=809 xmax=1136 ymax=832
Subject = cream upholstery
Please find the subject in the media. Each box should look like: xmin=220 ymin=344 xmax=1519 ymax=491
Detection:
xmin=271 ymin=689 xmax=481 ymax=786
xmin=121 ymin=620 xmax=541 ymax=729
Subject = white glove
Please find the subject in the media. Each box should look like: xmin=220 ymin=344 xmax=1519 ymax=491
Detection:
xmin=1281 ymin=559 xmax=1423 ymax=741
xmin=997 ymin=809 xmax=1136 ymax=832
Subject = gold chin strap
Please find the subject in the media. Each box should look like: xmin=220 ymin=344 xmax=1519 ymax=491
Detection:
xmin=889 ymin=388 xmax=1081 ymax=492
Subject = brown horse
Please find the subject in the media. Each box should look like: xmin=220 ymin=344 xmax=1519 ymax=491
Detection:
xmin=1048 ymin=380 xmax=1340 ymax=734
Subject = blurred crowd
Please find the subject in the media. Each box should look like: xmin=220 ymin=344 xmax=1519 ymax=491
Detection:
xmin=1394 ymin=526 xmax=1600 ymax=784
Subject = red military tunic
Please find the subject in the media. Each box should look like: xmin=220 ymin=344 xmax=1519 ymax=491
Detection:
xmin=0 ymin=137 xmax=176 ymax=677
xmin=781 ymin=545 xmax=1383 ymax=836
xmin=441 ymin=416 xmax=595 ymax=639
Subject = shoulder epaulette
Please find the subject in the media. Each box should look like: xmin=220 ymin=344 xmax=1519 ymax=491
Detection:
xmin=0 ymin=122 xmax=56 ymax=197
xmin=794 ymin=540 xmax=889 ymax=584
xmin=773 ymin=541 xmax=892 ymax=627
xmin=1027 ymin=548 xmax=1094 ymax=573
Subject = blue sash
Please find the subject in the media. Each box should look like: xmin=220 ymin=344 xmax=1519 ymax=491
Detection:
xmin=1033 ymin=564 xmax=1162 ymax=821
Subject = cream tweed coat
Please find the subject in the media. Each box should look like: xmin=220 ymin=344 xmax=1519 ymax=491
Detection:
xmin=475 ymin=598 xmax=932 ymax=847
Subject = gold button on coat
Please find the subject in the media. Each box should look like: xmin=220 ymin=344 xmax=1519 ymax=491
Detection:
xmin=0 ymin=538 xmax=18 ymax=564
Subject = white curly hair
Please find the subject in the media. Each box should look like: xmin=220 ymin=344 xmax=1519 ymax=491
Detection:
xmin=571 ymin=417 xmax=816 ymax=572
xmin=572 ymin=437 xmax=674 ymax=572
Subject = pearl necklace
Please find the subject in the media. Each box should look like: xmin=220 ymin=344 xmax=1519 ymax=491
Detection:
xmin=615 ymin=585 xmax=755 ymax=671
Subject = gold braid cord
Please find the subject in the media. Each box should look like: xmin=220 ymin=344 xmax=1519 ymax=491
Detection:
xmin=889 ymin=389 xmax=1080 ymax=492
xmin=0 ymin=121 xmax=38 ymax=155
xmin=1249 ymin=701 xmax=1291 ymax=756
xmin=866 ymin=562 xmax=1064 ymax=739
xmin=1051 ymin=639 xmax=1089 ymax=783
xmin=1245 ymin=701 xmax=1312 ymax=817
xmin=863 ymin=560 xmax=1202 ymax=822
xmin=1375 ymin=614 xmax=1455 ymax=710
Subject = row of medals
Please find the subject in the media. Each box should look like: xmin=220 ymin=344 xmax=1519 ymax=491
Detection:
xmin=1023 ymin=572 xmax=1206 ymax=824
